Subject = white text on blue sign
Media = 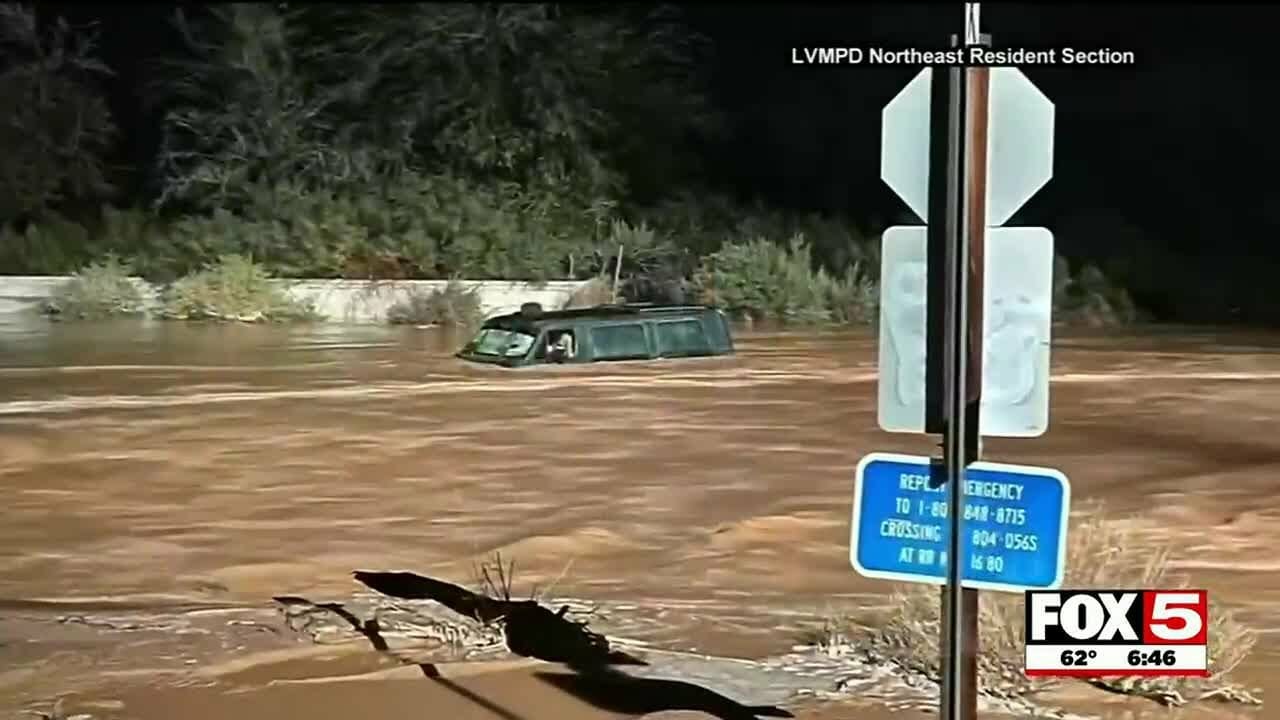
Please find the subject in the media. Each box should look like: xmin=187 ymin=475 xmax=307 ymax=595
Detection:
xmin=849 ymin=453 xmax=1070 ymax=593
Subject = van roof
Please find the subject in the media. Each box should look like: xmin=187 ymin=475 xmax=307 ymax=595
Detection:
xmin=483 ymin=303 xmax=718 ymax=329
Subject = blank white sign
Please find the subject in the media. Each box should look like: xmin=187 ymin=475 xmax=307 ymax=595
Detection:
xmin=876 ymin=225 xmax=1055 ymax=437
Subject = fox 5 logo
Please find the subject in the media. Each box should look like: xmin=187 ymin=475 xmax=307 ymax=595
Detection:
xmin=1025 ymin=590 xmax=1208 ymax=645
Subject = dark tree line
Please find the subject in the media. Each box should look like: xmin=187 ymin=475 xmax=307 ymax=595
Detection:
xmin=1 ymin=2 xmax=1261 ymax=325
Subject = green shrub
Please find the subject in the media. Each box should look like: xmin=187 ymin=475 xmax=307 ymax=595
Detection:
xmin=826 ymin=262 xmax=879 ymax=325
xmin=1054 ymin=255 xmax=1140 ymax=327
xmin=0 ymin=207 xmax=172 ymax=278
xmin=95 ymin=206 xmax=174 ymax=280
xmin=589 ymin=219 xmax=689 ymax=302
xmin=5 ymin=192 xmax=1156 ymax=331
xmin=695 ymin=235 xmax=805 ymax=321
xmin=151 ymin=174 xmax=611 ymax=282
xmin=0 ymin=214 xmax=94 ymax=274
xmin=386 ymin=279 xmax=483 ymax=327
xmin=1 ymin=170 xmax=623 ymax=283
xmin=632 ymin=191 xmax=747 ymax=258
xmin=636 ymin=193 xmax=881 ymax=275
xmin=160 ymin=254 xmax=315 ymax=322
xmin=692 ymin=234 xmax=875 ymax=325
xmin=601 ymin=219 xmax=674 ymax=277
xmin=44 ymin=256 xmax=146 ymax=320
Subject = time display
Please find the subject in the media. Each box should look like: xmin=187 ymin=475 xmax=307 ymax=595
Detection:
xmin=1127 ymin=648 xmax=1177 ymax=666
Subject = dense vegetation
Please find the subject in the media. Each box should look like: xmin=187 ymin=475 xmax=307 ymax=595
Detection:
xmin=1 ymin=3 xmax=1139 ymax=325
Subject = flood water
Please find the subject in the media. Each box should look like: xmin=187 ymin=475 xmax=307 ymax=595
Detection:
xmin=1 ymin=317 xmax=1278 ymax=719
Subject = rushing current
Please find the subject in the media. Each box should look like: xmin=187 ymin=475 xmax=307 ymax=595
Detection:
xmin=1 ymin=316 xmax=1277 ymax=720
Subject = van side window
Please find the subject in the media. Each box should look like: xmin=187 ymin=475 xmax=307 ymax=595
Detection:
xmin=655 ymin=319 xmax=711 ymax=357
xmin=545 ymin=329 xmax=577 ymax=362
xmin=589 ymin=323 xmax=650 ymax=361
xmin=703 ymin=311 xmax=732 ymax=352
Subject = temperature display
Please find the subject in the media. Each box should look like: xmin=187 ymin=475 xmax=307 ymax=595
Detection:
xmin=1059 ymin=649 xmax=1098 ymax=666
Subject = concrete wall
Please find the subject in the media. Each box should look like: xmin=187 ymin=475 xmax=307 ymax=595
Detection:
xmin=285 ymin=279 xmax=590 ymax=323
xmin=0 ymin=276 xmax=591 ymax=323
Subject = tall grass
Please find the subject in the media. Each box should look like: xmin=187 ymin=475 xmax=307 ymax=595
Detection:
xmin=807 ymin=504 xmax=1259 ymax=708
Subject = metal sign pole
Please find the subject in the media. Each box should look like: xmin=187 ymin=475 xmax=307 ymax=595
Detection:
xmin=867 ymin=12 xmax=1062 ymax=719
xmin=939 ymin=47 xmax=971 ymax=719
xmin=922 ymin=29 xmax=970 ymax=720
xmin=940 ymin=5 xmax=988 ymax=720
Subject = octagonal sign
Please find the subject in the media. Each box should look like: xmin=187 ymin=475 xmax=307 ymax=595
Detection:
xmin=880 ymin=68 xmax=933 ymax=223
xmin=985 ymin=68 xmax=1055 ymax=227
xmin=880 ymin=67 xmax=1054 ymax=228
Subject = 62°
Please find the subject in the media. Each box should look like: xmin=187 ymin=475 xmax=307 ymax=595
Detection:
xmin=1060 ymin=649 xmax=1098 ymax=666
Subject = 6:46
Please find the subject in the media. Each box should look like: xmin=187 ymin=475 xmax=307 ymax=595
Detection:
xmin=1128 ymin=649 xmax=1176 ymax=666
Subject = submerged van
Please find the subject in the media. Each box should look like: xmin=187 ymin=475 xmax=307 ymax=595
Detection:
xmin=456 ymin=303 xmax=735 ymax=369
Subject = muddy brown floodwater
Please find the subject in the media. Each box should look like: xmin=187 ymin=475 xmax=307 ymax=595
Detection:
xmin=1 ymin=318 xmax=1278 ymax=720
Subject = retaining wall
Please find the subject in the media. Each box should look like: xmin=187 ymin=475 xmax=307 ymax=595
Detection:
xmin=0 ymin=276 xmax=591 ymax=323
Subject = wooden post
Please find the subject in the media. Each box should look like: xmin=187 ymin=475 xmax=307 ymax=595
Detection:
xmin=612 ymin=244 xmax=624 ymax=303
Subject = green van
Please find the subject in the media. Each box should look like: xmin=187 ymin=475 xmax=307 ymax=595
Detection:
xmin=456 ymin=303 xmax=735 ymax=368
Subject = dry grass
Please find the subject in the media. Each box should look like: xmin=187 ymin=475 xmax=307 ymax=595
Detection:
xmin=470 ymin=551 xmax=576 ymax=605
xmin=825 ymin=503 xmax=1260 ymax=707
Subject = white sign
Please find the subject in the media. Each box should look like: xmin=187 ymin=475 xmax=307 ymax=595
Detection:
xmin=877 ymin=225 xmax=1055 ymax=437
xmin=985 ymin=69 xmax=1055 ymax=227
xmin=880 ymin=69 xmax=933 ymax=223
xmin=880 ymin=67 xmax=1055 ymax=227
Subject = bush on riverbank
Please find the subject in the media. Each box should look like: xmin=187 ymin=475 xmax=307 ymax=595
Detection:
xmin=160 ymin=254 xmax=316 ymax=322
xmin=6 ymin=194 xmax=1140 ymax=329
xmin=44 ymin=256 xmax=146 ymax=320
xmin=807 ymin=505 xmax=1259 ymax=708
xmin=0 ymin=177 xmax=621 ymax=282
xmin=386 ymin=279 xmax=484 ymax=327
xmin=1054 ymin=255 xmax=1141 ymax=327
xmin=692 ymin=234 xmax=878 ymax=325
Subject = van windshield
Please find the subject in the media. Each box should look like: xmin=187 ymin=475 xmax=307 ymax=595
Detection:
xmin=464 ymin=328 xmax=537 ymax=358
